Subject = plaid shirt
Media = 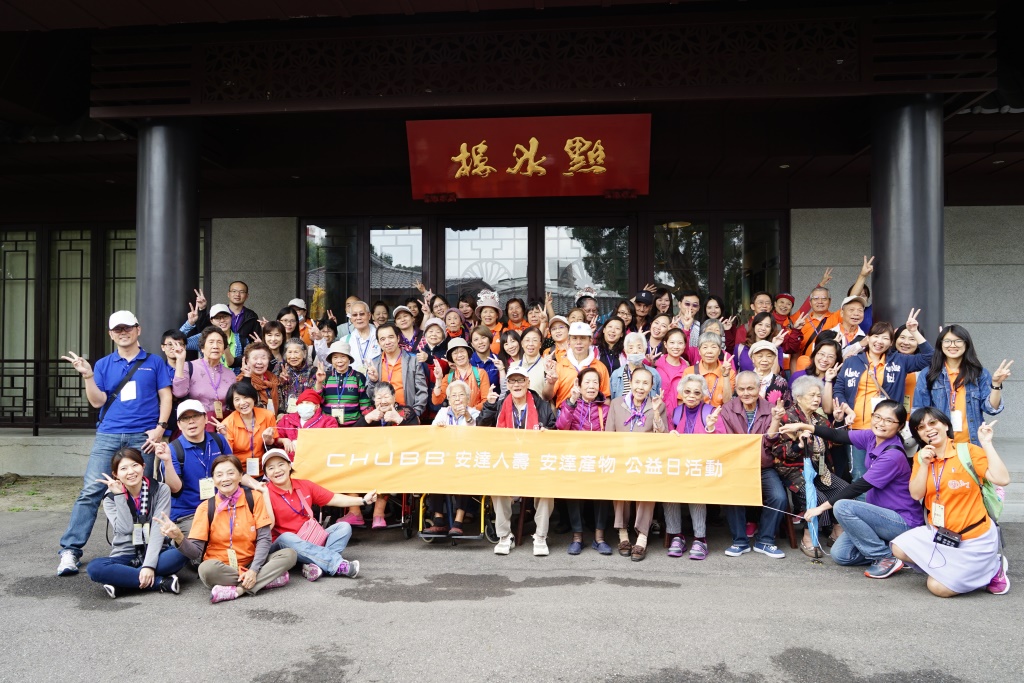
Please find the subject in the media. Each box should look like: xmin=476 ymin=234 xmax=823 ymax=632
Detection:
xmin=321 ymin=368 xmax=372 ymax=426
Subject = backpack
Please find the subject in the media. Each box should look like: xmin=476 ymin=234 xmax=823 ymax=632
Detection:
xmin=448 ymin=366 xmax=481 ymax=388
xmin=955 ymin=443 xmax=1003 ymax=522
xmin=203 ymin=487 xmax=255 ymax=559
xmin=163 ymin=433 xmax=232 ymax=489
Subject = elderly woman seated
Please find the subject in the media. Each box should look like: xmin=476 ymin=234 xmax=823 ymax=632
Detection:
xmin=423 ymin=379 xmax=480 ymax=535
xmin=769 ymin=375 xmax=848 ymax=558
xmin=354 ymin=382 xmax=418 ymax=528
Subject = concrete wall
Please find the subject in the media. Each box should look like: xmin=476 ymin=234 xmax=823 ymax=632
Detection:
xmin=0 ymin=432 xmax=95 ymax=477
xmin=210 ymin=217 xmax=300 ymax=320
xmin=792 ymin=206 xmax=1024 ymax=438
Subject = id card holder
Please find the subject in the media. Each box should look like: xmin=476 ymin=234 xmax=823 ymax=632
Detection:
xmin=132 ymin=523 xmax=145 ymax=546
xmin=227 ymin=548 xmax=238 ymax=569
xmin=932 ymin=502 xmax=945 ymax=528
xmin=266 ymin=399 xmax=275 ymax=415
xmin=950 ymin=410 xmax=964 ymax=433
xmin=213 ymin=400 xmax=224 ymax=420
xmin=199 ymin=477 xmax=216 ymax=500
xmin=142 ymin=522 xmax=150 ymax=544
xmin=246 ymin=457 xmax=260 ymax=477
xmin=120 ymin=380 xmax=137 ymax=402
xmin=287 ymin=396 xmax=298 ymax=413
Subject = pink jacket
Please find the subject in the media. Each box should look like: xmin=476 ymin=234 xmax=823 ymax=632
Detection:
xmin=555 ymin=397 xmax=610 ymax=432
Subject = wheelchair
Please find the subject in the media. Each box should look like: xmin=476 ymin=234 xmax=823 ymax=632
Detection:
xmin=320 ymin=493 xmax=418 ymax=539
xmin=417 ymin=493 xmax=499 ymax=546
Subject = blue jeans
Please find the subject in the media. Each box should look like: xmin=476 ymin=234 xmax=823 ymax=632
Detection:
xmin=86 ymin=548 xmax=187 ymax=588
xmin=724 ymin=468 xmax=788 ymax=547
xmin=849 ymin=446 xmax=868 ymax=502
xmin=567 ymin=500 xmax=610 ymax=535
xmin=831 ymin=499 xmax=910 ymax=565
xmin=270 ymin=521 xmax=353 ymax=575
xmin=59 ymin=432 xmax=153 ymax=557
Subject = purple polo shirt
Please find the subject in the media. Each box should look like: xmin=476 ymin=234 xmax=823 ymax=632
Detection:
xmin=849 ymin=429 xmax=924 ymax=528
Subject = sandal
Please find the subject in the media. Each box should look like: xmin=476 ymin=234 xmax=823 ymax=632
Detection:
xmin=800 ymin=542 xmax=822 ymax=559
xmin=630 ymin=544 xmax=647 ymax=562
xmin=618 ymin=540 xmax=633 ymax=557
xmin=449 ymin=522 xmax=464 ymax=536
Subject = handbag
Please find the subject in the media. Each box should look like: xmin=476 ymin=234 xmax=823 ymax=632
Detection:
xmin=295 ymin=490 xmax=329 ymax=546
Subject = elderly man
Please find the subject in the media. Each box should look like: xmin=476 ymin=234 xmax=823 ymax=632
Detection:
xmin=344 ymin=300 xmax=381 ymax=373
xmin=365 ymin=322 xmax=428 ymax=418
xmin=834 ymin=295 xmax=868 ymax=357
xmin=480 ymin=367 xmax=558 ymax=556
xmin=57 ymin=311 xmax=174 ymax=576
xmin=719 ymin=371 xmax=788 ymax=559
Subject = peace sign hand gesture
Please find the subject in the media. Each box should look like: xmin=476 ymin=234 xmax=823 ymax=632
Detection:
xmin=156 ymin=513 xmax=184 ymax=544
xmin=722 ymin=316 xmax=737 ymax=331
xmin=187 ymin=301 xmax=199 ymax=326
xmin=819 ymin=267 xmax=833 ymax=288
xmin=60 ymin=351 xmax=93 ymax=378
xmin=650 ymin=389 xmax=665 ymax=412
xmin=706 ymin=406 xmax=722 ymax=432
xmin=209 ymin=416 xmax=227 ymax=436
xmin=96 ymin=472 xmax=124 ymax=495
xmin=315 ymin=361 xmax=327 ymax=385
xmin=771 ymin=328 xmax=789 ymax=347
xmin=791 ymin=312 xmax=808 ymax=330
xmin=905 ymin=308 xmax=922 ymax=334
xmin=309 ymin=320 xmax=322 ymax=342
xmin=824 ymin=362 xmax=841 ymax=382
xmin=193 ymin=288 xmax=207 ymax=311
xmin=860 ymin=255 xmax=875 ymax=278
xmin=978 ymin=420 xmax=997 ymax=447
xmin=992 ymin=359 xmax=1013 ymax=385
xmin=327 ymin=309 xmax=338 ymax=323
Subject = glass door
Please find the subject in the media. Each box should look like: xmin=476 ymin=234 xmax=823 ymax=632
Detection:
xmin=543 ymin=223 xmax=631 ymax=313
xmin=443 ymin=224 xmax=529 ymax=305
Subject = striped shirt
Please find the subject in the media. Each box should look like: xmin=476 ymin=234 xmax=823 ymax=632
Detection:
xmin=321 ymin=368 xmax=372 ymax=426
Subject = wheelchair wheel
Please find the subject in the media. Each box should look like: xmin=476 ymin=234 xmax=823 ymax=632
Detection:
xmin=421 ymin=535 xmax=435 ymax=544
xmin=485 ymin=521 xmax=499 ymax=544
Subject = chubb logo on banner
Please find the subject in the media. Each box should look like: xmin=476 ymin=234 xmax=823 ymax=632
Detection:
xmin=292 ymin=427 xmax=764 ymax=505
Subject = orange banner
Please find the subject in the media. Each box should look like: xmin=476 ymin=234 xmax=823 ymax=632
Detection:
xmin=292 ymin=427 xmax=762 ymax=505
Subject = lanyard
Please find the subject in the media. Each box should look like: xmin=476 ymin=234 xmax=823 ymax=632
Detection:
xmin=327 ymin=369 xmax=351 ymax=402
xmin=945 ymin=366 xmax=958 ymax=409
xmin=382 ymin=355 xmax=399 ymax=384
xmin=512 ymin=404 xmax=526 ymax=430
xmin=357 ymin=333 xmax=373 ymax=364
xmin=199 ymin=360 xmax=224 ymax=394
xmin=931 ymin=459 xmax=948 ymax=506
xmin=193 ymin=437 xmax=215 ymax=475
xmin=278 ymin=490 xmax=309 ymax=518
xmin=241 ymin=413 xmax=256 ymax=458
xmin=227 ymin=502 xmax=237 ymax=549
xmin=523 ymin=355 xmax=542 ymax=373
xmin=745 ymin=411 xmax=756 ymax=434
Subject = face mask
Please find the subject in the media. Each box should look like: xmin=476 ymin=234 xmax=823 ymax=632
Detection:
xmin=296 ymin=404 xmax=316 ymax=420
xmin=626 ymin=353 xmax=645 ymax=366
xmin=297 ymin=314 xmax=305 ymax=322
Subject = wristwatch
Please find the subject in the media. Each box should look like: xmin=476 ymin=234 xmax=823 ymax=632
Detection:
xmin=991 ymin=384 xmax=1002 ymax=390
xmin=157 ymin=421 xmax=169 ymax=429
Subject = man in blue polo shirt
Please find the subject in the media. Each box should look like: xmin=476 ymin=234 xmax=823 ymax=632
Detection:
xmin=57 ymin=310 xmax=172 ymax=576
xmin=153 ymin=399 xmax=232 ymax=535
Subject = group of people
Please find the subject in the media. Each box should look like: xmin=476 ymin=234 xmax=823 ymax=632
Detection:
xmin=55 ymin=253 xmax=1013 ymax=602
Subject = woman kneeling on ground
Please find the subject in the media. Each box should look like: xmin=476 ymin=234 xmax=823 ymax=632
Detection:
xmin=890 ymin=408 xmax=1010 ymax=597
xmin=258 ymin=449 xmax=377 ymax=582
xmin=158 ymin=454 xmax=296 ymax=604
xmin=88 ymin=447 xmax=187 ymax=598
xmin=781 ymin=399 xmax=925 ymax=579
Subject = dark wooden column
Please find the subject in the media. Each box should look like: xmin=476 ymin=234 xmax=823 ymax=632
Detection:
xmin=136 ymin=119 xmax=199 ymax=354
xmin=870 ymin=94 xmax=944 ymax=338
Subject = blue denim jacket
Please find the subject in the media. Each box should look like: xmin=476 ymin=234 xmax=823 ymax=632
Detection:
xmin=912 ymin=367 xmax=1003 ymax=445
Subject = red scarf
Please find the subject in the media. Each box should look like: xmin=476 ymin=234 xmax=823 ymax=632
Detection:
xmin=497 ymin=392 xmax=539 ymax=429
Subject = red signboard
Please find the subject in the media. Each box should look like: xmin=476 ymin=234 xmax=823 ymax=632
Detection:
xmin=406 ymin=114 xmax=651 ymax=200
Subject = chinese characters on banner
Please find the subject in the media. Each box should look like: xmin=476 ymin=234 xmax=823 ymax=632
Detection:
xmin=406 ymin=114 xmax=651 ymax=199
xmin=292 ymin=427 xmax=762 ymax=505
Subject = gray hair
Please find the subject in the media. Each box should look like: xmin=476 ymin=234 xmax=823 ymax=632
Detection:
xmin=350 ymin=300 xmax=370 ymax=314
xmin=791 ymin=374 xmax=825 ymax=400
xmin=623 ymin=331 xmax=646 ymax=350
xmin=283 ymin=337 xmax=308 ymax=353
xmin=697 ymin=331 xmax=722 ymax=349
xmin=678 ymin=373 xmax=710 ymax=399
xmin=373 ymin=382 xmax=396 ymax=399
xmin=446 ymin=379 xmax=470 ymax=399
xmin=734 ymin=370 xmax=759 ymax=387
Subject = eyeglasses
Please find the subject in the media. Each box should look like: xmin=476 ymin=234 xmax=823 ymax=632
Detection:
xmin=871 ymin=414 xmax=900 ymax=426
xmin=179 ymin=414 xmax=205 ymax=423
xmin=682 ymin=302 xmax=700 ymax=308
xmin=941 ymin=339 xmax=965 ymax=348
xmin=111 ymin=325 xmax=138 ymax=334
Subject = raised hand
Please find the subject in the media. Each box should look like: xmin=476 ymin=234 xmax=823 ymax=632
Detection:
xmin=706 ymin=406 xmax=722 ymax=431
xmin=187 ymin=301 xmax=199 ymax=326
xmin=262 ymin=426 xmax=276 ymax=443
xmin=209 ymin=416 xmax=227 ymax=435
xmin=315 ymin=361 xmax=327 ymax=385
xmin=722 ymin=316 xmax=736 ymax=331
xmin=241 ymin=358 xmax=251 ymax=378
xmin=416 ymin=349 xmax=428 ymax=364
xmin=364 ymin=408 xmax=381 ymax=424
xmin=791 ymin=312 xmax=808 ymax=330
xmin=771 ymin=328 xmax=789 ymax=347
xmin=545 ymin=291 xmax=553 ymax=305
xmin=840 ymin=402 xmax=854 ymax=427
xmin=977 ymin=420 xmax=997 ymax=447
xmin=383 ymin=408 xmax=402 ymax=424
xmin=413 ymin=280 xmax=426 ymax=294
xmin=645 ymin=350 xmax=662 ymax=365
xmin=156 ymin=513 xmax=183 ymax=543
xmin=643 ymin=283 xmax=657 ymax=294
xmin=60 ymin=351 xmax=93 ymax=377
xmin=819 ymin=267 xmax=833 ymax=288
xmin=918 ymin=444 xmax=937 ymax=466
xmin=824 ymin=362 xmax=840 ymax=382
xmin=309 ymin=320 xmax=322 ymax=342
xmin=486 ymin=386 xmax=499 ymax=405
xmin=771 ymin=403 xmax=786 ymax=422
xmin=493 ymin=358 xmax=505 ymax=374
xmin=544 ymin=358 xmax=557 ymax=377
xmin=152 ymin=440 xmax=171 ymax=463
xmin=257 ymin=317 xmax=269 ymax=328
xmin=365 ymin=363 xmax=379 ymax=382
xmin=569 ymin=383 xmax=581 ymax=404
xmin=860 ymin=255 xmax=875 ymax=278
xmin=96 ymin=472 xmax=124 ymax=495
xmin=651 ymin=389 xmax=665 ymax=412
xmin=992 ymin=359 xmax=1013 ymax=385
xmin=327 ymin=309 xmax=337 ymax=323
xmin=905 ymin=308 xmax=921 ymax=334
xmin=194 ymin=288 xmax=207 ymax=311
xmin=432 ymin=358 xmax=443 ymax=379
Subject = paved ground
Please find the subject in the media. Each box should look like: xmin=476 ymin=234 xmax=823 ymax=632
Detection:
xmin=1 ymin=505 xmax=1021 ymax=683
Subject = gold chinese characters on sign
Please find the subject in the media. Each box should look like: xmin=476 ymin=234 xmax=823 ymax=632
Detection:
xmin=450 ymin=136 xmax=607 ymax=178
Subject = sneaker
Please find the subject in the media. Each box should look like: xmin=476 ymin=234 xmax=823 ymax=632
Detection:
xmin=864 ymin=556 xmax=904 ymax=579
xmin=341 ymin=512 xmax=365 ymax=527
xmin=667 ymin=536 xmax=685 ymax=558
xmin=263 ymin=571 xmax=290 ymax=590
xmin=688 ymin=540 xmax=708 ymax=561
xmin=567 ymin=540 xmax=583 ymax=556
xmin=494 ymin=535 xmax=515 ymax=555
xmin=159 ymin=574 xmax=181 ymax=594
xmin=745 ymin=522 xmax=757 ymax=538
xmin=592 ymin=540 xmax=613 ymax=556
xmin=533 ymin=535 xmax=549 ymax=556
xmin=371 ymin=515 xmax=387 ymax=529
xmin=57 ymin=550 xmax=80 ymax=577
xmin=753 ymin=542 xmax=785 ymax=559
xmin=302 ymin=563 xmax=323 ymax=582
xmin=987 ymin=555 xmax=1010 ymax=595
xmin=334 ymin=560 xmax=359 ymax=578
xmin=724 ymin=543 xmax=751 ymax=557
xmin=210 ymin=585 xmax=238 ymax=603
xmin=102 ymin=584 xmax=117 ymax=599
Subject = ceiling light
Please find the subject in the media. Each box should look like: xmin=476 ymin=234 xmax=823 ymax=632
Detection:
xmin=992 ymin=160 xmax=1005 ymax=165
xmin=663 ymin=221 xmax=692 ymax=229
xmin=778 ymin=164 xmax=790 ymax=169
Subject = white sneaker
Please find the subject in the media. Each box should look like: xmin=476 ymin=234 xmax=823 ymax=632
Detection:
xmin=494 ymin=535 xmax=515 ymax=555
xmin=533 ymin=535 xmax=549 ymax=556
xmin=102 ymin=584 xmax=117 ymax=599
xmin=57 ymin=550 xmax=80 ymax=576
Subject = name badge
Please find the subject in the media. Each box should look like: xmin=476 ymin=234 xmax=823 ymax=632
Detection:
xmin=213 ymin=400 xmax=224 ymax=420
xmin=932 ymin=502 xmax=946 ymax=528
xmin=120 ymin=380 xmax=137 ymax=402
xmin=950 ymin=410 xmax=964 ymax=433
xmin=246 ymin=457 xmax=260 ymax=477
xmin=132 ymin=523 xmax=145 ymax=546
xmin=287 ymin=396 xmax=298 ymax=413
xmin=266 ymin=399 xmax=275 ymax=415
xmin=199 ymin=477 xmax=215 ymax=500
xmin=227 ymin=548 xmax=238 ymax=569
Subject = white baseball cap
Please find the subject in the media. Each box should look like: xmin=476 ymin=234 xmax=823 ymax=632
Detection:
xmin=176 ymin=399 xmax=206 ymax=419
xmin=392 ymin=305 xmax=414 ymax=319
xmin=568 ymin=321 xmax=592 ymax=337
xmin=261 ymin=448 xmax=292 ymax=470
xmin=749 ymin=340 xmax=777 ymax=356
xmin=288 ymin=298 xmax=307 ymax=309
xmin=506 ymin=365 xmax=530 ymax=380
xmin=423 ymin=317 xmax=445 ymax=332
xmin=209 ymin=303 xmax=231 ymax=318
xmin=549 ymin=315 xmax=569 ymax=330
xmin=108 ymin=311 xmax=138 ymax=329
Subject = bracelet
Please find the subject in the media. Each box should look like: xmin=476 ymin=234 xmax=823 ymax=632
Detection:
xmin=82 ymin=373 xmax=94 ymax=380
xmin=991 ymin=384 xmax=1003 ymax=390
